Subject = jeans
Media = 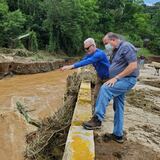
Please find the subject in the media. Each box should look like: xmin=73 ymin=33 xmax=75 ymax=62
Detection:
xmin=94 ymin=77 xmax=137 ymax=137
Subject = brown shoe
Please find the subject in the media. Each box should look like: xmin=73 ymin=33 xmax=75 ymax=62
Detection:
xmin=103 ymin=133 xmax=124 ymax=144
xmin=82 ymin=115 xmax=102 ymax=130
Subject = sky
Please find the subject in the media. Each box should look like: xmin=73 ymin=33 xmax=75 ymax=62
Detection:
xmin=144 ymin=0 xmax=160 ymax=5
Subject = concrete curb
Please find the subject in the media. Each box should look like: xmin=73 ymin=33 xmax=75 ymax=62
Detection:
xmin=63 ymin=82 xmax=95 ymax=160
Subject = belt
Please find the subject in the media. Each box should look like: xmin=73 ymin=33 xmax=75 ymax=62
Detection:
xmin=125 ymin=76 xmax=137 ymax=78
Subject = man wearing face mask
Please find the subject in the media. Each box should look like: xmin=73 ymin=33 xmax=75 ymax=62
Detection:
xmin=83 ymin=32 xmax=139 ymax=143
xmin=104 ymin=43 xmax=113 ymax=60
xmin=104 ymin=36 xmax=136 ymax=61
xmin=61 ymin=38 xmax=110 ymax=105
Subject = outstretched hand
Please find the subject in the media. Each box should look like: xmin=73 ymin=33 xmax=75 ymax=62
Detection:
xmin=60 ymin=65 xmax=74 ymax=71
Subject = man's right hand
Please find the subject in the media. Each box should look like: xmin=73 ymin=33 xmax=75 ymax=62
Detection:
xmin=60 ymin=65 xmax=74 ymax=71
xmin=105 ymin=77 xmax=117 ymax=87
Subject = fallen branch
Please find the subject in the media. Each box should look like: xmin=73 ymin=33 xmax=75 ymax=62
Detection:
xmin=16 ymin=101 xmax=41 ymax=128
xmin=27 ymin=123 xmax=70 ymax=157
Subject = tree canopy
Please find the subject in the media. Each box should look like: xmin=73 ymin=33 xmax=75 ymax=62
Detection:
xmin=0 ymin=0 xmax=159 ymax=54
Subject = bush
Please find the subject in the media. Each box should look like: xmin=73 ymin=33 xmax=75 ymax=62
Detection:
xmin=137 ymin=48 xmax=152 ymax=57
xmin=30 ymin=31 xmax=38 ymax=52
xmin=147 ymin=38 xmax=160 ymax=55
xmin=124 ymin=34 xmax=143 ymax=48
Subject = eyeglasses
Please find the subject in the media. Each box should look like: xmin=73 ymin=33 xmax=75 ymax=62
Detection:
xmin=84 ymin=44 xmax=93 ymax=51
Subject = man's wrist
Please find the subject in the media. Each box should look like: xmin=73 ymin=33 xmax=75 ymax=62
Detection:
xmin=71 ymin=65 xmax=74 ymax=69
xmin=115 ymin=75 xmax=120 ymax=80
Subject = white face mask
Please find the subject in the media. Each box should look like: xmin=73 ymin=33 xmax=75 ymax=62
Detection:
xmin=105 ymin=44 xmax=113 ymax=55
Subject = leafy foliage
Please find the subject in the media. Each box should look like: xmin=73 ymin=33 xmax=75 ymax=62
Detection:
xmin=0 ymin=0 xmax=159 ymax=55
xmin=30 ymin=31 xmax=38 ymax=52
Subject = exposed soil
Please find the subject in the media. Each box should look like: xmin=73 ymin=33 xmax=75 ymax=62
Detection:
xmin=142 ymin=80 xmax=160 ymax=88
xmin=126 ymin=88 xmax=160 ymax=115
xmin=95 ymin=137 xmax=160 ymax=160
xmin=0 ymin=48 xmax=77 ymax=78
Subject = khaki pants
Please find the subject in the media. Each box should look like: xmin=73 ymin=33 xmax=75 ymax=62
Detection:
xmin=93 ymin=76 xmax=108 ymax=112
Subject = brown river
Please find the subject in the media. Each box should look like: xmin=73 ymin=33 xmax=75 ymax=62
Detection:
xmin=0 ymin=69 xmax=74 ymax=160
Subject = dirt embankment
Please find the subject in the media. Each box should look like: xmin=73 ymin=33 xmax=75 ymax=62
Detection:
xmin=0 ymin=48 xmax=77 ymax=79
xmin=147 ymin=56 xmax=160 ymax=63
xmin=0 ymin=60 xmax=65 ymax=76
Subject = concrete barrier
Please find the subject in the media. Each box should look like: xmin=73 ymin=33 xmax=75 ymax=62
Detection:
xmin=63 ymin=82 xmax=95 ymax=160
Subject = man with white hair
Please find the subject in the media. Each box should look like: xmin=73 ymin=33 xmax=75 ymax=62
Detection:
xmin=61 ymin=38 xmax=110 ymax=103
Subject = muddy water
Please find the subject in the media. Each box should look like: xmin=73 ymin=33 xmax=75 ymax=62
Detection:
xmin=0 ymin=69 xmax=74 ymax=160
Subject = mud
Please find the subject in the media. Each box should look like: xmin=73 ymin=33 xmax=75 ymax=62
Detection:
xmin=95 ymin=136 xmax=160 ymax=160
xmin=0 ymin=60 xmax=66 ymax=77
xmin=148 ymin=56 xmax=160 ymax=63
xmin=142 ymin=80 xmax=160 ymax=88
xmin=0 ymin=69 xmax=74 ymax=160
xmin=126 ymin=88 xmax=160 ymax=115
xmin=0 ymin=48 xmax=77 ymax=78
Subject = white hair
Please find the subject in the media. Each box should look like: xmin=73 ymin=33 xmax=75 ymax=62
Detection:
xmin=84 ymin=38 xmax=96 ymax=46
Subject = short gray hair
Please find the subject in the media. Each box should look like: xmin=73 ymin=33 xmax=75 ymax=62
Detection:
xmin=104 ymin=32 xmax=120 ymax=40
xmin=84 ymin=38 xmax=96 ymax=46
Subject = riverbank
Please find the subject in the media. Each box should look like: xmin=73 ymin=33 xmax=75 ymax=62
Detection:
xmin=0 ymin=48 xmax=78 ymax=79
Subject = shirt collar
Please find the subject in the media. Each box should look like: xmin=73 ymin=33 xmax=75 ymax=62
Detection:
xmin=115 ymin=40 xmax=123 ymax=49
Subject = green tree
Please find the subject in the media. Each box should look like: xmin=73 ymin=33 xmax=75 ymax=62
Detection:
xmin=30 ymin=31 xmax=38 ymax=52
xmin=3 ymin=10 xmax=26 ymax=39
xmin=0 ymin=1 xmax=26 ymax=47
xmin=7 ymin=0 xmax=47 ymax=49
xmin=142 ymin=2 xmax=160 ymax=54
xmin=0 ymin=0 xmax=9 ymax=47
xmin=0 ymin=0 xmax=159 ymax=55
xmin=44 ymin=0 xmax=99 ymax=55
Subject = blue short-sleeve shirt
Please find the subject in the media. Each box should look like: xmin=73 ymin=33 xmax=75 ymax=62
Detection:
xmin=109 ymin=41 xmax=139 ymax=78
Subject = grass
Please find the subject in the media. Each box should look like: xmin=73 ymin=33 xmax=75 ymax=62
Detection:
xmin=30 ymin=51 xmax=65 ymax=61
xmin=30 ymin=50 xmax=79 ymax=61
xmin=31 ymin=52 xmax=56 ymax=61
xmin=137 ymin=48 xmax=153 ymax=57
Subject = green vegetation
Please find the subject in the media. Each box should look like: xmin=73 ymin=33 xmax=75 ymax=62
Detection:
xmin=137 ymin=48 xmax=152 ymax=57
xmin=31 ymin=52 xmax=57 ymax=61
xmin=0 ymin=0 xmax=159 ymax=55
